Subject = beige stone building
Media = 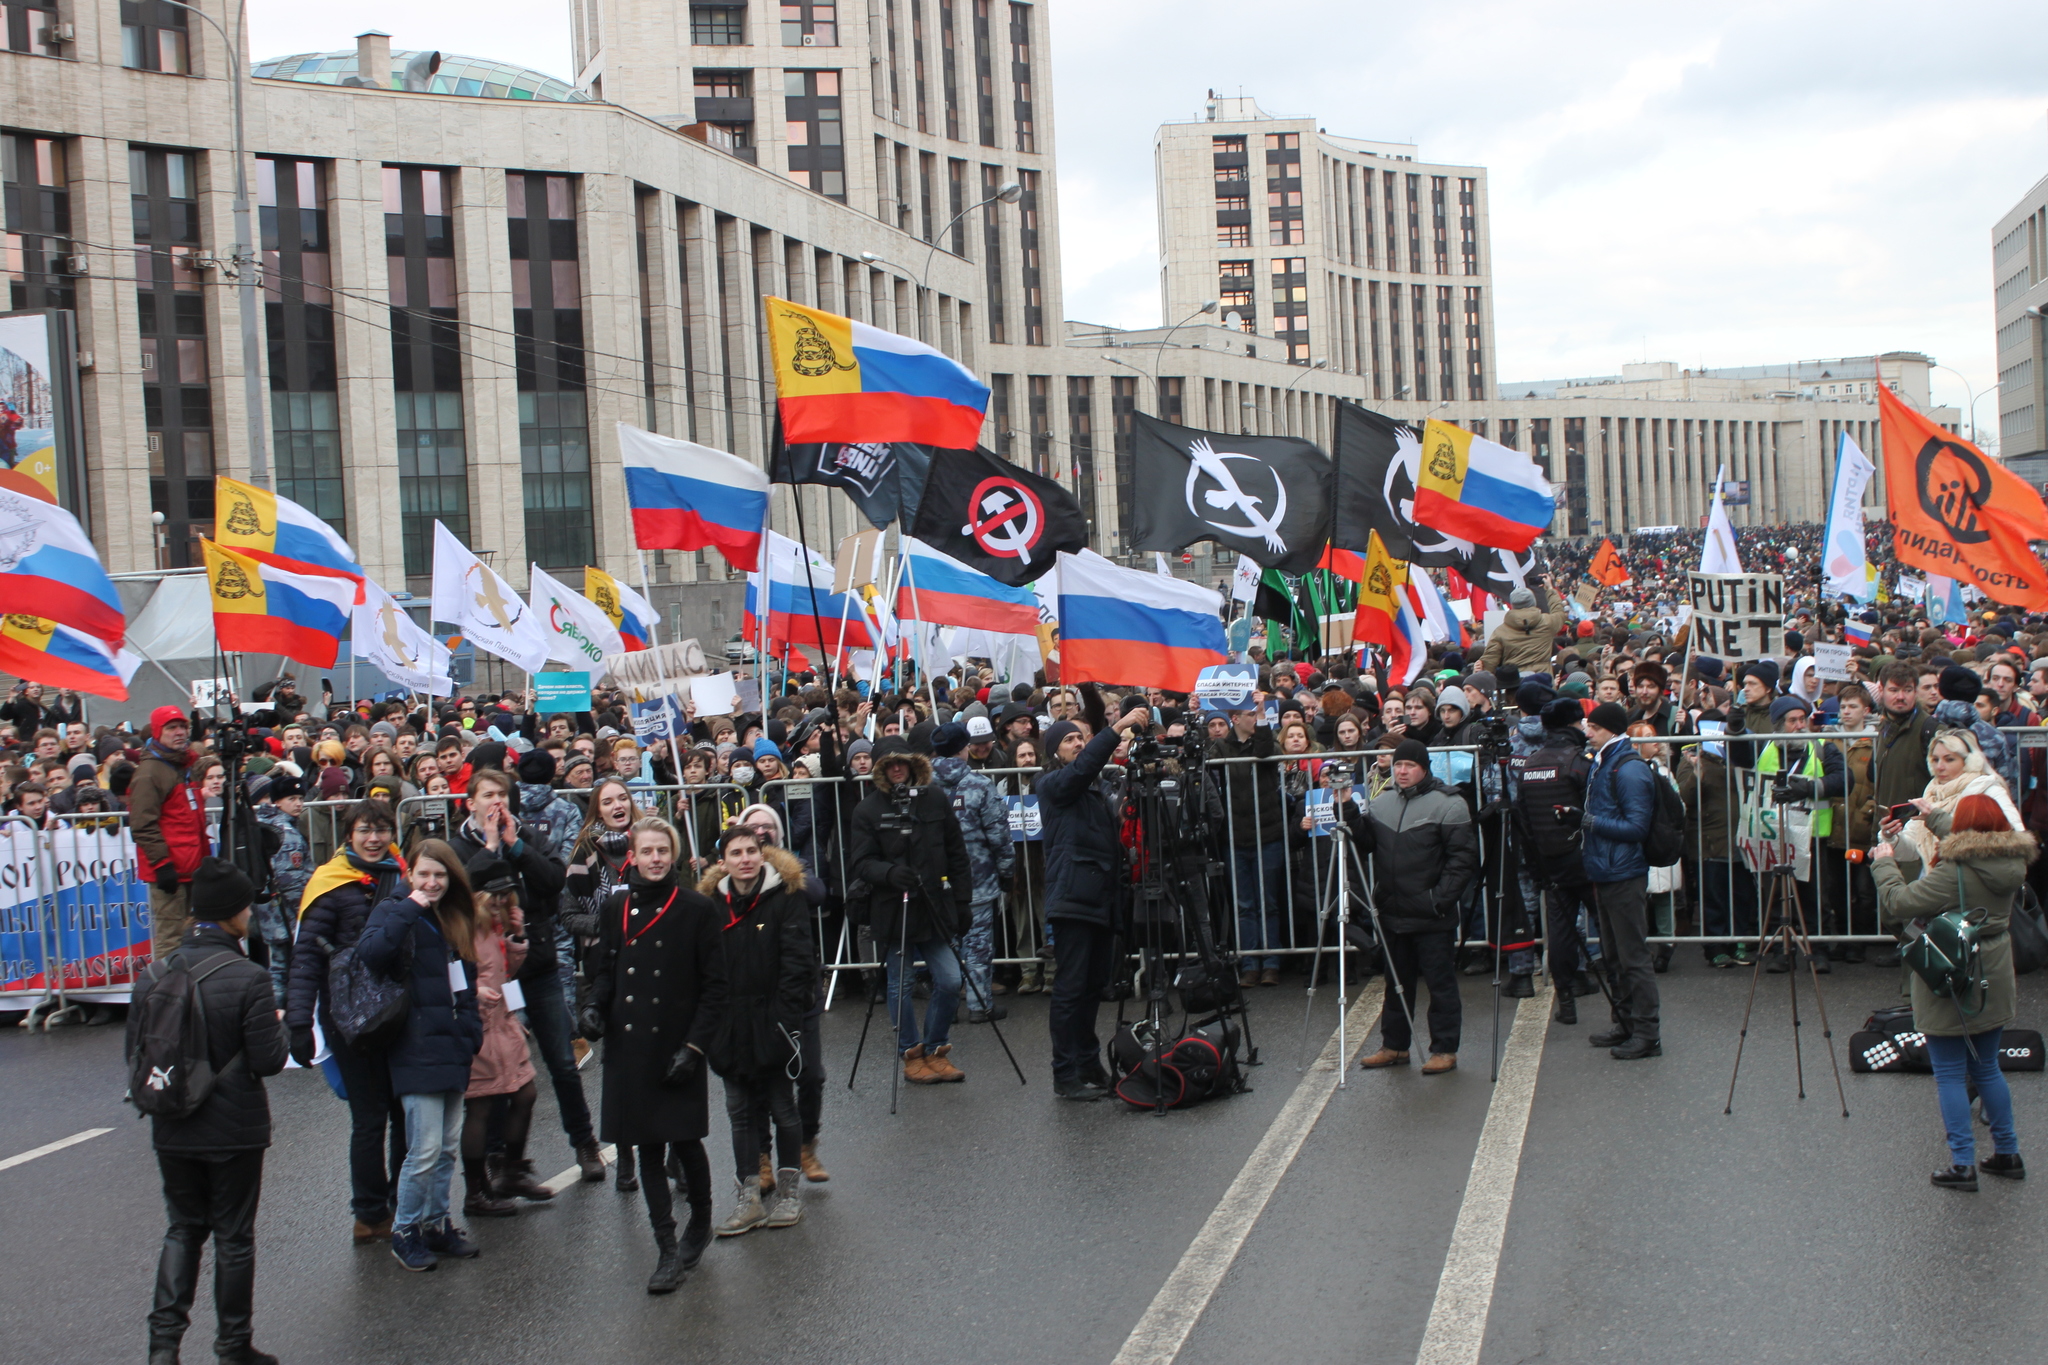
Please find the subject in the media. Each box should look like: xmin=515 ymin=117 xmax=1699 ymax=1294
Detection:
xmin=1993 ymin=170 xmax=2048 ymax=467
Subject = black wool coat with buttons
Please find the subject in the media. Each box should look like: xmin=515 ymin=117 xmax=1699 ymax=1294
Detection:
xmin=585 ymin=869 xmax=728 ymax=1146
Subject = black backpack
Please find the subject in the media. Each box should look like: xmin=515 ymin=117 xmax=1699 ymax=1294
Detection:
xmin=1111 ymin=1016 xmax=1246 ymax=1109
xmin=126 ymin=950 xmax=244 ymax=1120
xmin=1619 ymin=750 xmax=1686 ymax=868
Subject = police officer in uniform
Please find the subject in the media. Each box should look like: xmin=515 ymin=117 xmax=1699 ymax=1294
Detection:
xmin=1511 ymin=699 xmax=1597 ymax=1024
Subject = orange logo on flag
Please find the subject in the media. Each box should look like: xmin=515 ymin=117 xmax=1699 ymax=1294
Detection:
xmin=1878 ymin=386 xmax=2048 ymax=609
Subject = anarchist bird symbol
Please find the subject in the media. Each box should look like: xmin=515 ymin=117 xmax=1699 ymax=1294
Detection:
xmin=1183 ymin=438 xmax=1289 ymax=554
xmin=1383 ymin=426 xmax=1474 ymax=559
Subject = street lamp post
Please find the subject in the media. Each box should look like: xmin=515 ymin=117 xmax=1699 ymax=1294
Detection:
xmin=161 ymin=0 xmax=268 ymax=489
xmin=1929 ymin=363 xmax=1985 ymax=446
xmin=861 ymin=179 xmax=1023 ymax=339
xmin=1282 ymin=356 xmax=1327 ymax=435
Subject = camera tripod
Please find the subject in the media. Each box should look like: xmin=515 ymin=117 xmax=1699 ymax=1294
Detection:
xmin=847 ymin=889 xmax=1027 ymax=1114
xmin=1295 ymin=805 xmax=1419 ymax=1086
xmin=1725 ymin=861 xmax=1849 ymax=1117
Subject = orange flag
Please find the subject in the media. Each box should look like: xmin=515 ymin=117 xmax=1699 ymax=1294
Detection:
xmin=1879 ymin=385 xmax=2048 ymax=609
xmin=1588 ymin=539 xmax=1630 ymax=587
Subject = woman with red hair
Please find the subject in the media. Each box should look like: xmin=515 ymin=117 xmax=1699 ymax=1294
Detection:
xmin=1872 ymin=788 xmax=2033 ymax=1192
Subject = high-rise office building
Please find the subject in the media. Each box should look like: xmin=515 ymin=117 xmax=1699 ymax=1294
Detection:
xmin=1154 ymin=94 xmax=1496 ymax=402
xmin=1993 ymin=171 xmax=2048 ymax=465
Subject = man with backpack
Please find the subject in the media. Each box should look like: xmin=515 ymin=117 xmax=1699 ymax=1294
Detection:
xmin=1572 ymin=702 xmax=1663 ymax=1059
xmin=126 ymin=857 xmax=289 ymax=1365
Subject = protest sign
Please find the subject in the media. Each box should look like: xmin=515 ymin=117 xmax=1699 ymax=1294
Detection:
xmin=1687 ymin=573 xmax=1784 ymax=663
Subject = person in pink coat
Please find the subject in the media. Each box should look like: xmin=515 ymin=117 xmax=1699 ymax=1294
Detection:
xmin=458 ymin=871 xmax=551 ymax=1217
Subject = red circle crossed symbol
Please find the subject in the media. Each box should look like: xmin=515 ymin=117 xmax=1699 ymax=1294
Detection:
xmin=962 ymin=476 xmax=1045 ymax=560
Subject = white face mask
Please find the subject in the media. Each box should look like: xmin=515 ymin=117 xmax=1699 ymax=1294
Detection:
xmin=731 ymin=764 xmax=756 ymax=785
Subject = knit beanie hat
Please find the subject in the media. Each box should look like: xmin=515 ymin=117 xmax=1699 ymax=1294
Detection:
xmin=188 ymin=857 xmax=255 ymax=922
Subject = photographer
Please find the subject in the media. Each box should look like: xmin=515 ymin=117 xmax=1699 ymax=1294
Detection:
xmin=848 ymin=739 xmax=973 ymax=1085
xmin=1354 ymin=738 xmax=1479 ymax=1074
xmin=1036 ymin=697 xmax=1151 ymax=1100
xmin=1513 ymin=699 xmax=1599 ymax=1025
xmin=1577 ymin=703 xmax=1661 ymax=1060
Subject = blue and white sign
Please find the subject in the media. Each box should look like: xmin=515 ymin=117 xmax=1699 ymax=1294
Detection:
xmin=1194 ymin=662 xmax=1258 ymax=713
xmin=1005 ymin=795 xmax=1042 ymax=841
xmin=533 ymin=671 xmax=593 ymax=713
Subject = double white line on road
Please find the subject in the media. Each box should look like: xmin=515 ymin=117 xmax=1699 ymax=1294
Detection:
xmin=1112 ymin=983 xmax=1384 ymax=1365
xmin=0 ymin=1127 xmax=113 ymax=1172
xmin=1113 ymin=987 xmax=1549 ymax=1365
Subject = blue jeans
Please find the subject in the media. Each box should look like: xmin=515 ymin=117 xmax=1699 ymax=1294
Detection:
xmin=394 ymin=1090 xmax=463 ymax=1231
xmin=960 ymin=898 xmax=998 ymax=1008
xmin=1925 ymin=1029 xmax=2019 ymax=1167
xmin=520 ymin=964 xmax=595 ymax=1148
xmin=885 ymin=938 xmax=961 ymax=1053
xmin=1233 ymin=842 xmax=1285 ymax=972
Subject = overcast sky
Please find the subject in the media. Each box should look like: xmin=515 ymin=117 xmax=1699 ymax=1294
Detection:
xmin=251 ymin=0 xmax=2047 ymax=431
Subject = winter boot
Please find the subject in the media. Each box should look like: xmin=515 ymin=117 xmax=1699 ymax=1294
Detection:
xmin=765 ymin=1168 xmax=804 ymax=1227
xmin=646 ymin=1227 xmax=685 ymax=1294
xmin=715 ymin=1177 xmax=768 ymax=1237
xmin=574 ymin=1140 xmax=607 ymax=1182
xmin=902 ymin=1044 xmax=933 ymax=1084
xmin=464 ymin=1164 xmax=518 ymax=1218
xmin=923 ymin=1044 xmax=966 ymax=1082
xmin=615 ymin=1146 xmax=639 ymax=1193
xmin=1552 ymin=987 xmax=1577 ymax=1026
xmin=680 ymin=1205 xmax=714 ymax=1268
xmin=800 ymin=1139 xmax=830 ymax=1183
xmin=490 ymin=1152 xmax=556 ymax=1202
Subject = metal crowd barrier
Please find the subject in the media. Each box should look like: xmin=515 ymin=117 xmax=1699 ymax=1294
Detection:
xmin=2 ymin=809 xmax=153 ymax=1028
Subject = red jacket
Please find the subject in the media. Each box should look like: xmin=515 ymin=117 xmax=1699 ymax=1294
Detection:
xmin=128 ymin=748 xmax=207 ymax=879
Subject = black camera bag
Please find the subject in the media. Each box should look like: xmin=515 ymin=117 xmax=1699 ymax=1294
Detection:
xmin=1110 ymin=1016 xmax=1244 ymax=1109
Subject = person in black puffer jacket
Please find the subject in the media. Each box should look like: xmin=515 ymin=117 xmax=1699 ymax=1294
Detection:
xmin=561 ymin=776 xmax=642 ymax=1188
xmin=1037 ymin=695 xmax=1150 ymax=1100
xmin=701 ymin=829 xmax=817 ymax=1236
xmin=130 ymin=859 xmax=288 ymax=1365
xmin=355 ymin=838 xmax=484 ymax=1271
xmin=284 ymin=800 xmax=410 ymax=1241
xmin=447 ymin=768 xmax=600 ymax=1181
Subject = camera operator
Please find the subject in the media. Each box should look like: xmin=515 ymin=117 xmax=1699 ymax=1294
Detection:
xmin=848 ymin=739 xmax=974 ymax=1085
xmin=1354 ymin=738 xmax=1479 ymax=1074
xmin=1571 ymin=703 xmax=1662 ymax=1060
xmin=1036 ymin=694 xmax=1151 ymax=1100
xmin=1513 ymin=699 xmax=1599 ymax=1025
xmin=1209 ymin=693 xmax=1286 ymax=987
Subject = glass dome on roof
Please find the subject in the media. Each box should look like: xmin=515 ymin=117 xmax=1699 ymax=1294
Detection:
xmin=252 ymin=50 xmax=591 ymax=102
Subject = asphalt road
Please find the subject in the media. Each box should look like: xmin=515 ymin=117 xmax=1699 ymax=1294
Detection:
xmin=3 ymin=957 xmax=2044 ymax=1365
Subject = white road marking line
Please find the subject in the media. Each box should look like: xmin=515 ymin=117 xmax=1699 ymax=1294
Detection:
xmin=541 ymin=1143 xmax=617 ymax=1196
xmin=1414 ymin=993 xmax=1548 ymax=1365
xmin=1112 ymin=982 xmax=1385 ymax=1365
xmin=0 ymin=1127 xmax=114 ymax=1172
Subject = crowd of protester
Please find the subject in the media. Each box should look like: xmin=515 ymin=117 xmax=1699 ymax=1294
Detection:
xmin=5 ymin=515 xmax=2041 ymax=1357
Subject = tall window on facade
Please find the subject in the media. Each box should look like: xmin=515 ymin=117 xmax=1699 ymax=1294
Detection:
xmin=784 ymin=70 xmax=846 ymax=200
xmin=509 ymin=172 xmax=594 ymax=570
xmin=121 ymin=1 xmax=188 ymax=71
xmin=1405 ymin=173 xmax=1422 ymax=275
xmin=1067 ymin=375 xmax=1096 ymax=536
xmin=690 ymin=4 xmax=746 ymax=44
xmin=1159 ymin=377 xmax=1184 ymax=426
xmin=1431 ymin=176 xmax=1448 ymax=275
xmin=1008 ymin=2 xmax=1035 ymax=152
xmin=911 ymin=1 xmax=928 ymax=132
xmin=971 ymin=0 xmax=997 ymax=148
xmin=947 ymin=158 xmax=967 ymax=254
xmin=3 ymin=133 xmax=73 ymax=311
xmin=4 ymin=4 xmax=62 ymax=56
xmin=132 ymin=147 xmax=209 ymax=566
xmin=692 ymin=70 xmax=754 ymax=156
xmin=1026 ymin=374 xmax=1050 ymax=472
xmin=939 ymin=0 xmax=961 ymax=140
xmin=1111 ymin=375 xmax=1136 ymax=546
xmin=1563 ymin=416 xmax=1587 ymax=536
xmin=1017 ymin=168 xmax=1043 ymax=345
xmin=981 ymin=163 xmax=1007 ymax=343
xmin=988 ymin=373 xmax=1013 ymax=456
xmin=881 ymin=0 xmax=901 ymax=114
xmin=1265 ymin=132 xmax=1302 ymax=247
xmin=1435 ymin=285 xmax=1454 ymax=399
xmin=780 ymin=1 xmax=836 ymax=43
xmin=1271 ymin=257 xmax=1308 ymax=362
xmin=1218 ymin=258 xmax=1254 ymax=333
xmin=258 ymin=157 xmax=343 ymax=540
xmin=1458 ymin=177 xmax=1478 ymax=276
xmin=1382 ymin=169 xmax=1399 ymax=272
xmin=1462 ymin=286 xmax=1484 ymax=400
xmin=1367 ymin=279 xmax=1384 ymax=399
xmin=386 ymin=165 xmax=465 ymax=577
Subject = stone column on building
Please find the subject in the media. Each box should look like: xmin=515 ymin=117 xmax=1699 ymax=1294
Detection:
xmin=327 ymin=157 xmax=402 ymax=585
xmin=452 ymin=165 xmax=526 ymax=575
xmin=578 ymin=171 xmax=645 ymax=582
xmin=72 ymin=136 xmax=154 ymax=571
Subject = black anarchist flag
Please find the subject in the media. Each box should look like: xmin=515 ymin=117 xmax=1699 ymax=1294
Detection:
xmin=1128 ymin=413 xmax=1333 ymax=574
xmin=908 ymin=445 xmax=1089 ymax=587
xmin=769 ymin=419 xmax=933 ymax=530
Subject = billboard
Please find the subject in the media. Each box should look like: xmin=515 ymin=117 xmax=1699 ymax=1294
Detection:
xmin=0 ymin=309 xmax=85 ymax=515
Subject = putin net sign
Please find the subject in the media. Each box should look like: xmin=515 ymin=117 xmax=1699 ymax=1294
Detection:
xmin=1688 ymin=572 xmax=1784 ymax=663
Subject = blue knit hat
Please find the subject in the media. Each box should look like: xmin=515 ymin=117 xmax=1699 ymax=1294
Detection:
xmin=752 ymin=737 xmax=784 ymax=762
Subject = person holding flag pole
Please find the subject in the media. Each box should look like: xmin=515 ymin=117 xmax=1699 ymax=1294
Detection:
xmin=1673 ymin=466 xmax=1742 ymax=707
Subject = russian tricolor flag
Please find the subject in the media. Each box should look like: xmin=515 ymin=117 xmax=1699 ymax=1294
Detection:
xmin=745 ymin=531 xmax=875 ymax=653
xmin=766 ymin=297 xmax=990 ymax=449
xmin=1410 ymin=420 xmax=1556 ymax=553
xmin=1844 ymin=616 xmax=1874 ymax=647
xmin=617 ymin=423 xmax=770 ymax=571
xmin=1056 ymin=550 xmax=1227 ymax=693
xmin=214 ymin=477 xmax=366 ymax=601
xmin=0 ymin=616 xmax=142 ymax=701
xmin=896 ymin=537 xmax=1040 ymax=636
xmin=0 ymin=490 xmax=126 ymax=646
xmin=202 ymin=539 xmax=356 ymax=668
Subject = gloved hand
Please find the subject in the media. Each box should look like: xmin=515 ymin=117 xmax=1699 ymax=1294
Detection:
xmin=154 ymin=864 xmax=181 ymax=893
xmin=1553 ymin=805 xmax=1583 ymax=830
xmin=954 ymin=904 xmax=973 ymax=938
xmin=577 ymin=1004 xmax=606 ymax=1042
xmin=1779 ymin=776 xmax=1819 ymax=801
xmin=289 ymin=1026 xmax=316 ymax=1068
xmin=663 ymin=1044 xmax=703 ymax=1087
xmin=887 ymin=865 xmax=920 ymax=892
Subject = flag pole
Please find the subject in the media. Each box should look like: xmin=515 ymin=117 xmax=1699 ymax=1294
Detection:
xmin=635 ymin=549 xmax=691 ymax=796
xmin=899 ymin=543 xmax=944 ymax=718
